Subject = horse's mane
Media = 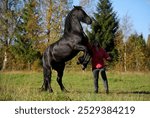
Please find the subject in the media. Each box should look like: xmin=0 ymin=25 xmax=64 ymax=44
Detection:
xmin=64 ymin=6 xmax=83 ymax=34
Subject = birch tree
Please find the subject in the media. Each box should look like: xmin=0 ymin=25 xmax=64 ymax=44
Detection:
xmin=120 ymin=14 xmax=133 ymax=71
xmin=0 ymin=0 xmax=17 ymax=70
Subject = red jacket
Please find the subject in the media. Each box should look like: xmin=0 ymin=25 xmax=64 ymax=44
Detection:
xmin=91 ymin=46 xmax=110 ymax=70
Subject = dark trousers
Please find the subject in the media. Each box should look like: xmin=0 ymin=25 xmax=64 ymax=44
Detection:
xmin=92 ymin=68 xmax=109 ymax=93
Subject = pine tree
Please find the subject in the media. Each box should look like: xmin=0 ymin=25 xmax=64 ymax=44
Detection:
xmin=87 ymin=0 xmax=118 ymax=58
xmin=12 ymin=0 xmax=42 ymax=70
xmin=146 ymin=34 xmax=150 ymax=70
xmin=147 ymin=35 xmax=150 ymax=46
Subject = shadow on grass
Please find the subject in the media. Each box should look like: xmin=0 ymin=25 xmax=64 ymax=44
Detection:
xmin=117 ymin=91 xmax=150 ymax=95
xmin=37 ymin=87 xmax=150 ymax=95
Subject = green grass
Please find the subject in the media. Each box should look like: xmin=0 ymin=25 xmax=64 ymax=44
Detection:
xmin=0 ymin=70 xmax=150 ymax=101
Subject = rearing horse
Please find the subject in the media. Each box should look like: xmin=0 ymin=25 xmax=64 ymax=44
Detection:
xmin=42 ymin=6 xmax=92 ymax=93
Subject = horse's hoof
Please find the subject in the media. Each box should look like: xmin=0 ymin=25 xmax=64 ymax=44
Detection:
xmin=40 ymin=87 xmax=47 ymax=92
xmin=106 ymin=90 xmax=109 ymax=94
xmin=62 ymin=89 xmax=69 ymax=93
xmin=49 ymin=90 xmax=53 ymax=93
xmin=49 ymin=89 xmax=53 ymax=93
xmin=82 ymin=66 xmax=86 ymax=70
xmin=76 ymin=61 xmax=80 ymax=65
xmin=94 ymin=90 xmax=98 ymax=94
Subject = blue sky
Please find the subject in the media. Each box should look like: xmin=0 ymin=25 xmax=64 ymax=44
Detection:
xmin=73 ymin=0 xmax=150 ymax=41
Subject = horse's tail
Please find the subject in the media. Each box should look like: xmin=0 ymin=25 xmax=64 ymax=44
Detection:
xmin=42 ymin=52 xmax=47 ymax=68
xmin=42 ymin=47 xmax=52 ymax=68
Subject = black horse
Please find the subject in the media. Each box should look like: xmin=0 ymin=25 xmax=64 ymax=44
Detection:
xmin=41 ymin=6 xmax=92 ymax=93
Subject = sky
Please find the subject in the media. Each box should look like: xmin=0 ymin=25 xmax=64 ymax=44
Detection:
xmin=72 ymin=0 xmax=150 ymax=41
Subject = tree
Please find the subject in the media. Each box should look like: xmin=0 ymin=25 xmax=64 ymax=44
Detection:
xmin=87 ymin=0 xmax=119 ymax=59
xmin=12 ymin=0 xmax=42 ymax=70
xmin=79 ymin=0 xmax=91 ymax=6
xmin=0 ymin=0 xmax=17 ymax=70
xmin=114 ymin=30 xmax=124 ymax=71
xmin=120 ymin=14 xmax=133 ymax=71
xmin=146 ymin=34 xmax=150 ymax=70
xmin=126 ymin=34 xmax=146 ymax=71
xmin=37 ymin=0 xmax=69 ymax=52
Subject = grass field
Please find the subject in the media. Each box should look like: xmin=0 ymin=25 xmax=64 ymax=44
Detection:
xmin=0 ymin=70 xmax=150 ymax=101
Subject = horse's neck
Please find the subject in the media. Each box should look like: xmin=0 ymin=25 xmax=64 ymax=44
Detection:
xmin=71 ymin=19 xmax=83 ymax=33
xmin=64 ymin=16 xmax=83 ymax=34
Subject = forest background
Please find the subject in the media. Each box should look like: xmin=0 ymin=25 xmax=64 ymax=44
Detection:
xmin=0 ymin=0 xmax=150 ymax=72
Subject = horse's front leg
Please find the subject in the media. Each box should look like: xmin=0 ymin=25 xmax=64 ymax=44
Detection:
xmin=74 ymin=44 xmax=88 ymax=59
xmin=74 ymin=44 xmax=90 ymax=69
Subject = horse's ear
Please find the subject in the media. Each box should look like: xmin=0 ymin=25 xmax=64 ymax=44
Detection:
xmin=74 ymin=6 xmax=82 ymax=9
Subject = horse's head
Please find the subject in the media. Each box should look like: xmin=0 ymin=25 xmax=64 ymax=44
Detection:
xmin=73 ymin=6 xmax=92 ymax=25
xmin=64 ymin=6 xmax=92 ymax=34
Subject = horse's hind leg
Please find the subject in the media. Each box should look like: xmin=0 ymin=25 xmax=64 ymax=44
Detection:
xmin=56 ymin=63 xmax=68 ymax=92
xmin=42 ymin=66 xmax=53 ymax=93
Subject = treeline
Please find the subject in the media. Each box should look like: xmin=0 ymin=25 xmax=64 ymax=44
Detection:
xmin=87 ymin=0 xmax=150 ymax=72
xmin=0 ymin=0 xmax=150 ymax=71
xmin=115 ymin=32 xmax=150 ymax=71
xmin=0 ymin=0 xmax=69 ymax=71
